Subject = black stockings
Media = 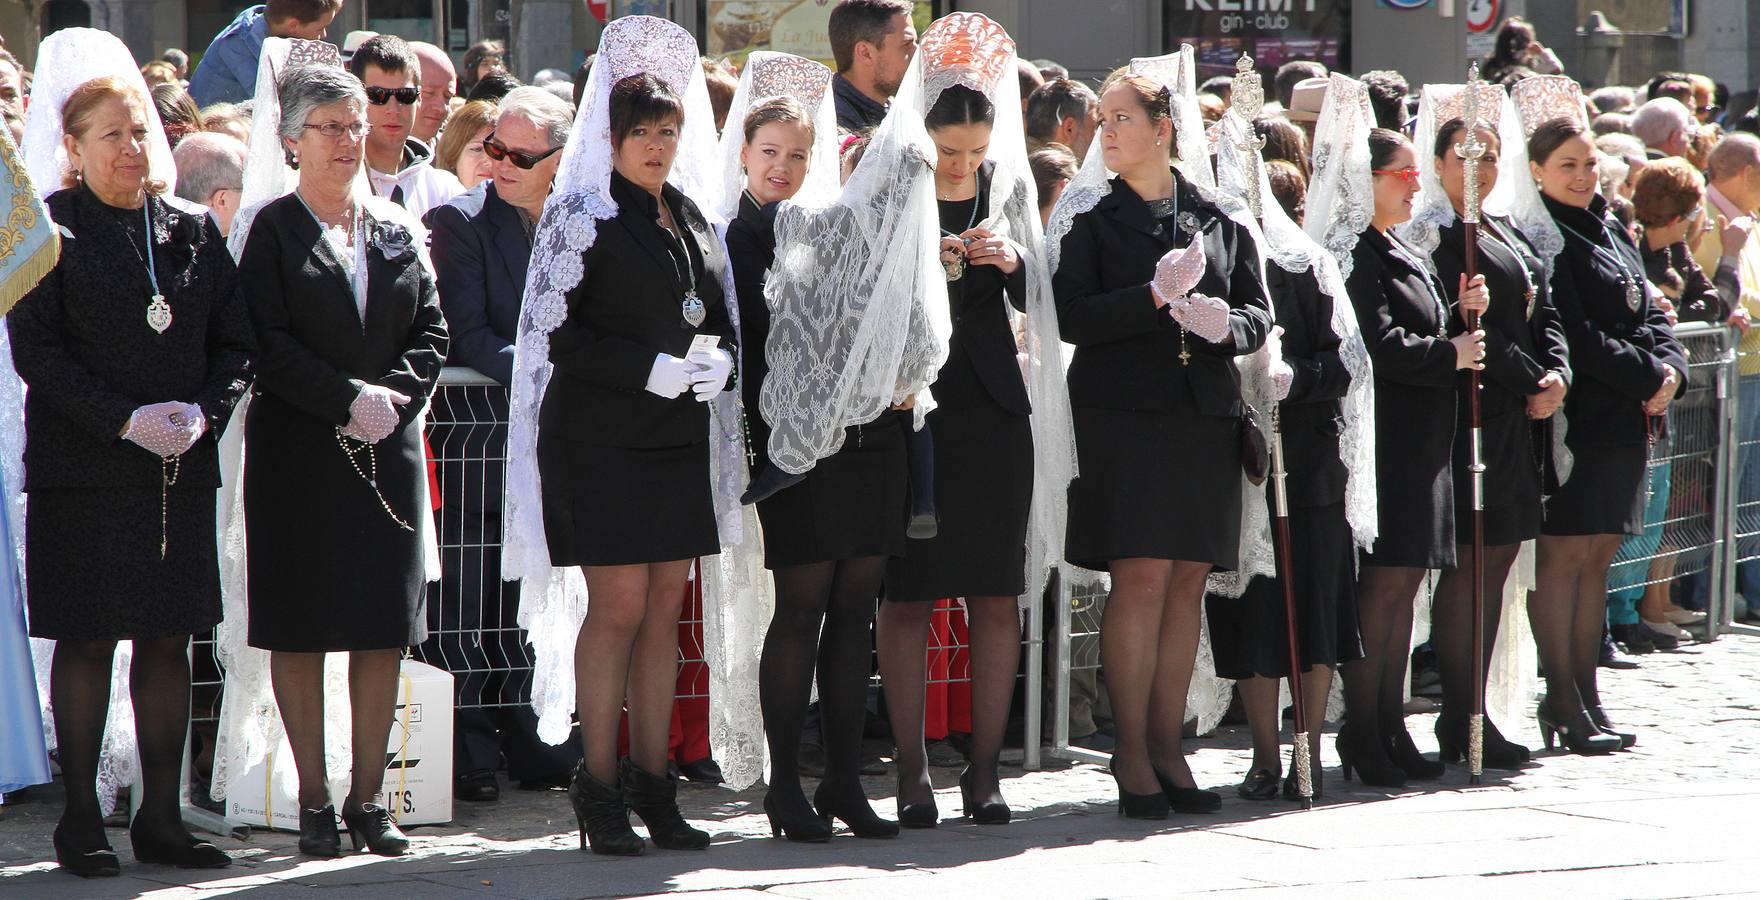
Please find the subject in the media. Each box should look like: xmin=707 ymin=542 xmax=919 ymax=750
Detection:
xmin=1531 ymin=534 xmax=1623 ymax=720
xmin=1431 ymin=543 xmax=1521 ymax=727
xmin=1339 ymin=565 xmax=1425 ymax=760
xmin=52 ymin=636 xmax=194 ymax=837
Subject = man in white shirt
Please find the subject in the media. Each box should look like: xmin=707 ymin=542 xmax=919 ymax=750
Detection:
xmin=349 ymin=34 xmax=463 ymax=220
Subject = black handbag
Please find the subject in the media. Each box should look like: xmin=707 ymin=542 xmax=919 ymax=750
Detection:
xmin=1239 ymin=403 xmax=1270 ymax=487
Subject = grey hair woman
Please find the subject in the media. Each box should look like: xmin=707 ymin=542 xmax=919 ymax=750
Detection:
xmin=237 ymin=62 xmax=449 ymax=859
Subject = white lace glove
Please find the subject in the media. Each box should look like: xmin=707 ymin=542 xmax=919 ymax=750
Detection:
xmin=1149 ymin=240 xmax=1207 ymax=307
xmin=343 ymin=384 xmax=410 ymax=443
xmin=686 ymin=347 xmax=733 ymax=403
xmin=1168 ymin=292 xmax=1233 ymax=344
xmin=645 ymin=353 xmax=694 ymax=399
xmin=123 ymin=402 xmax=202 ymax=458
xmin=1267 ymin=326 xmax=1295 ymax=402
xmin=168 ymin=403 xmax=208 ymax=454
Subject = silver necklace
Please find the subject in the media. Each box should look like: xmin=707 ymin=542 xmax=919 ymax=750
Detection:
xmin=938 ymin=188 xmax=982 ymax=282
xmin=1557 ymin=219 xmax=1644 ymax=312
xmin=658 ymin=207 xmax=704 ymax=328
xmin=1481 ymin=218 xmax=1539 ymax=320
xmin=112 ymin=199 xmax=171 ymax=333
xmin=1387 ymin=233 xmax=1450 ymax=337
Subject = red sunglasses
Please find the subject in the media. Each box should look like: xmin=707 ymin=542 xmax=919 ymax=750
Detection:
xmin=1372 ymin=166 xmax=1422 ymax=184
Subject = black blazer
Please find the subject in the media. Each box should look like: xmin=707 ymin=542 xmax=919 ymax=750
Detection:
xmin=1266 ymin=264 xmax=1349 ymax=509
xmin=542 ymin=170 xmax=737 ymax=449
xmin=1545 ymin=194 xmax=1688 ymax=447
xmin=9 ymin=187 xmax=253 ymax=492
xmin=1641 ymin=239 xmax=1728 ymax=325
xmin=1054 ymin=170 xmax=1273 ymax=417
xmin=726 ymin=191 xmax=776 ymax=430
xmin=935 ymin=163 xmax=1030 ymax=415
xmin=425 ymin=182 xmax=530 ymax=386
xmin=1432 ymin=215 xmax=1571 ymax=421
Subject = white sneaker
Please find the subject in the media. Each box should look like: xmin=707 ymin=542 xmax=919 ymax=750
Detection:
xmin=1642 ymin=619 xmax=1693 ymax=640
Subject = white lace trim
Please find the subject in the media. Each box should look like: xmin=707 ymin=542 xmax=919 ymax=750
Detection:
xmin=1303 ymin=74 xmax=1376 ymax=281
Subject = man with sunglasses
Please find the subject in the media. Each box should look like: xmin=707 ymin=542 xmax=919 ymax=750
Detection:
xmin=420 ymin=86 xmax=578 ymax=804
xmin=349 ymin=34 xmax=463 ymax=220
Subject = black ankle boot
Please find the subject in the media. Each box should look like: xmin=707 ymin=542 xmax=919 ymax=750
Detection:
xmin=1335 ymin=724 xmax=1407 ymax=788
xmin=297 ymin=805 xmax=341 ymax=858
xmin=129 ymin=817 xmax=231 ymax=869
xmin=1435 ymin=715 xmax=1532 ymax=769
xmin=813 ymin=780 xmax=899 ymax=838
xmin=53 ymin=818 xmax=120 ymax=878
xmin=621 ymin=758 xmax=709 ymax=850
xmin=569 ymin=763 xmax=644 ymax=855
xmin=340 ymin=801 xmax=409 ymax=856
xmin=1383 ymin=727 xmax=1444 ymax=780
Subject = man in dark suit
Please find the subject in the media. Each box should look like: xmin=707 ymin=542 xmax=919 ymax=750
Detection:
xmin=421 ymin=86 xmax=576 ymax=802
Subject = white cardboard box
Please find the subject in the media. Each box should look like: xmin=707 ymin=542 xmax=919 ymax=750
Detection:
xmin=226 ymin=658 xmax=455 ymax=830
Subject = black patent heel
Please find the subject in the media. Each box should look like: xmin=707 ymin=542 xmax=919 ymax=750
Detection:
xmin=813 ymin=781 xmax=899 ymax=838
xmin=959 ymin=768 xmax=1010 ymax=825
xmin=763 ymin=790 xmax=832 ymax=842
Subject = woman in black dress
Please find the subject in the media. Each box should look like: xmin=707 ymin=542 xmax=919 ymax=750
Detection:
xmin=1054 ymin=74 xmax=1273 ymax=818
xmin=11 ymin=75 xmax=250 ymax=877
xmin=1523 ymin=115 xmax=1685 ymax=753
xmin=239 ymin=65 xmax=448 ymax=857
xmin=880 ymin=81 xmax=1036 ymax=826
xmin=1424 ymin=117 xmax=1568 ymax=769
xmin=728 ymin=94 xmax=907 ymax=841
xmin=1338 ymin=128 xmax=1487 ymax=787
xmin=540 ymin=72 xmax=735 ymax=855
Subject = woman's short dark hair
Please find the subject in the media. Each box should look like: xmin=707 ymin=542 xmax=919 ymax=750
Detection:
xmin=1368 ymin=127 xmax=1409 ymax=171
xmin=1432 ymin=116 xmax=1502 ymax=161
xmin=1528 ymin=117 xmax=1588 ymax=165
xmin=1265 ymin=159 xmax=1307 ymax=223
xmin=742 ymin=95 xmax=814 ymax=145
xmin=1492 ymin=17 xmax=1536 ymax=67
xmin=609 ymin=73 xmax=685 ymax=146
xmin=1254 ymin=116 xmax=1309 ymax=179
xmin=924 ymin=84 xmax=995 ymax=132
xmin=1029 ymin=144 xmax=1078 ymax=211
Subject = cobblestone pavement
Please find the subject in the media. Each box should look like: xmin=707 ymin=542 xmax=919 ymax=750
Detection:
xmin=3 ymin=631 xmax=1758 ymax=899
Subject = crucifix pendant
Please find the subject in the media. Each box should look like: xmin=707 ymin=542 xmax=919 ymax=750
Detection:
xmin=147 ymin=295 xmax=172 ymax=334
xmin=1179 ymin=328 xmax=1191 ymax=366
xmin=681 ymin=290 xmax=705 ymax=328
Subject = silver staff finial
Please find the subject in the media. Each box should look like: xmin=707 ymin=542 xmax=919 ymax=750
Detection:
xmin=1457 ymin=61 xmax=1488 ymax=225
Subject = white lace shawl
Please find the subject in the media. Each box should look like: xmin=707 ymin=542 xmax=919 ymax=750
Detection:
xmin=715 ymin=52 xmax=840 ymax=220
xmin=501 ymin=16 xmax=767 ymax=791
xmin=1303 ymin=74 xmax=1376 ymax=280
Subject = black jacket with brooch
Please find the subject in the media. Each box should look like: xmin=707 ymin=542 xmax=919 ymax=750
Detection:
xmin=9 ymin=186 xmax=253 ymax=492
xmin=542 ymin=170 xmax=737 ymax=449
xmin=1053 ymin=170 xmax=1273 ymax=417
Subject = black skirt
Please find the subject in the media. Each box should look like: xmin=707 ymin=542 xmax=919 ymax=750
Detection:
xmin=540 ymin=435 xmax=721 ymax=567
xmin=1542 ymin=440 xmax=1648 ymax=537
xmin=1066 ymin=405 xmax=1241 ymax=573
xmin=1362 ymin=435 xmax=1457 ymax=570
xmin=1205 ymin=502 xmax=1363 ymax=679
xmin=26 ymin=486 xmax=222 ymax=641
xmin=886 ymin=403 xmax=1032 ymax=602
xmin=1453 ymin=408 xmax=1543 ymax=547
xmin=758 ymin=414 xmax=908 ymax=569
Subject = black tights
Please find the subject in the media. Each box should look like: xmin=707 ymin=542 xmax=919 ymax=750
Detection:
xmin=1339 ymin=566 xmax=1425 ymax=758
xmin=52 ymin=636 xmax=195 ymax=837
xmin=1431 ymin=542 xmax=1522 ymax=728
xmin=1531 ymin=534 xmax=1623 ymax=720
xmin=761 ymin=556 xmax=885 ymax=817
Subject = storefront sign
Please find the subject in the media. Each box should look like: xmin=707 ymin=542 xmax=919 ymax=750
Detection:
xmin=1168 ymin=0 xmax=1348 ymax=78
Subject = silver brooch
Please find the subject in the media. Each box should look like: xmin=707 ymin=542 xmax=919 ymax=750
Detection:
xmin=1178 ymin=212 xmax=1201 ymax=235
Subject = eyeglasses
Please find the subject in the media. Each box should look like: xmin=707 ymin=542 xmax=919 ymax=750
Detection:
xmin=482 ymin=131 xmax=562 ymax=169
xmin=303 ymin=121 xmax=372 ymax=140
xmin=365 ymin=86 xmax=420 ymax=106
xmin=1372 ymin=166 xmax=1422 ymax=184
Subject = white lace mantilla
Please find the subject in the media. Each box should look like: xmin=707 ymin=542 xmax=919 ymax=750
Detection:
xmin=1303 ymin=74 xmax=1376 ymax=281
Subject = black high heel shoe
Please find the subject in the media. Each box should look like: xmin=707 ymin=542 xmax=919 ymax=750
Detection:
xmin=1436 ymin=716 xmax=1532 ymax=769
xmin=763 ymin=790 xmax=832 ymax=842
xmin=813 ymin=781 xmax=899 ymax=838
xmin=297 ymin=805 xmax=341 ymax=858
xmin=621 ymin=758 xmax=709 ymax=850
xmin=1336 ymin=726 xmax=1407 ymax=788
xmin=1282 ymin=768 xmax=1324 ymax=802
xmin=1585 ymin=705 xmax=1637 ymax=749
xmin=897 ymin=797 xmax=940 ymax=829
xmin=959 ymin=768 xmax=1010 ymax=825
xmin=1535 ymin=707 xmax=1621 ymax=755
xmin=340 ymin=802 xmax=409 ymax=856
xmin=1108 ymin=757 xmax=1170 ymax=820
xmin=53 ymin=820 xmax=120 ymax=878
xmin=1383 ymin=727 xmax=1444 ymax=780
xmin=129 ymin=819 xmax=231 ymax=869
xmin=1152 ymin=767 xmax=1221 ymax=813
xmin=1236 ymin=768 xmax=1281 ymax=801
xmin=568 ymin=763 xmax=644 ymax=856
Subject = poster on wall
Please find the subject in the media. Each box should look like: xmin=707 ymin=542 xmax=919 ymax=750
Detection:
xmin=1167 ymin=0 xmax=1351 ymax=80
xmin=1575 ymin=0 xmax=1685 ymax=37
xmin=705 ymin=1 xmax=935 ymax=66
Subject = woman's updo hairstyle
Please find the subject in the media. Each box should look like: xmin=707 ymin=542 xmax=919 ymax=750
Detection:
xmin=1100 ymin=72 xmax=1175 ymax=155
xmin=1528 ymin=117 xmax=1588 ymax=166
xmin=1433 ymin=116 xmax=1501 ymax=160
xmin=742 ymin=95 xmax=814 ymax=145
xmin=1367 ymin=127 xmax=1410 ymax=171
xmin=60 ymin=76 xmax=165 ymax=193
xmin=609 ymin=73 xmax=685 ymax=145
xmin=923 ymin=84 xmax=995 ymax=132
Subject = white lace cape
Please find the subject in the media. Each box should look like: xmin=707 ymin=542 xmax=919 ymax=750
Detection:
xmin=208 ymin=194 xmax=443 ymax=806
xmin=501 ymin=16 xmax=767 ymax=791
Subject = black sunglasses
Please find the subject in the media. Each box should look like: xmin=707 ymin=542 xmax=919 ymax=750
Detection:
xmin=365 ymin=85 xmax=420 ymax=106
xmin=482 ymin=131 xmax=562 ymax=169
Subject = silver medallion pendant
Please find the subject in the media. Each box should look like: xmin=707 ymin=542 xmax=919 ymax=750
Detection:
xmin=681 ymin=290 xmax=706 ymax=328
xmin=146 ymin=294 xmax=172 ymax=334
xmin=943 ymin=253 xmax=966 ymax=282
xmin=1624 ymin=279 xmax=1642 ymax=312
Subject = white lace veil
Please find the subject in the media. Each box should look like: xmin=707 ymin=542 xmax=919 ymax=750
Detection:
xmin=22 ymin=28 xmax=177 ymax=201
xmin=1510 ymin=75 xmax=1590 ymax=267
xmin=225 ymin=38 xmax=348 ymax=261
xmin=715 ymin=52 xmax=839 ymax=219
xmin=1303 ymin=73 xmax=1376 ymax=280
xmin=503 ymin=16 xmax=768 ymax=789
xmin=1398 ymin=80 xmax=1530 ymax=261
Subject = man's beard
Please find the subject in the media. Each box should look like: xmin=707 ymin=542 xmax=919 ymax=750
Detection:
xmin=874 ymin=71 xmax=902 ymax=100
